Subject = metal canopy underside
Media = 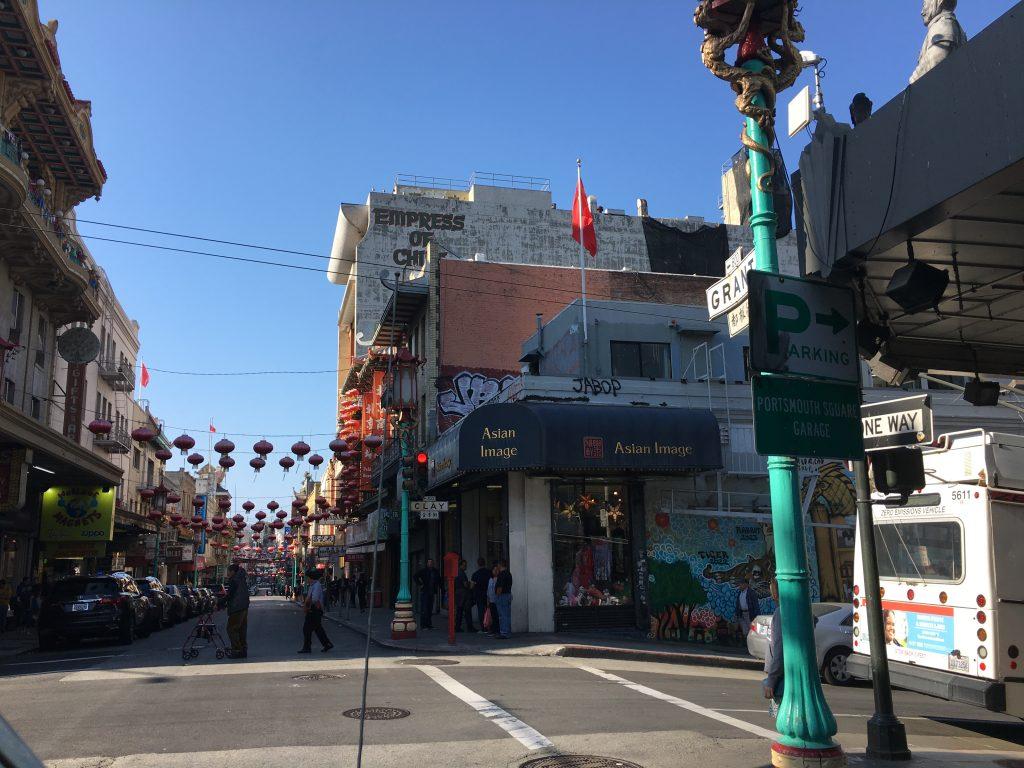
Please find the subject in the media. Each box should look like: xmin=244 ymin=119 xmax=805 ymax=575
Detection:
xmin=371 ymin=282 xmax=428 ymax=346
xmin=796 ymin=2 xmax=1024 ymax=376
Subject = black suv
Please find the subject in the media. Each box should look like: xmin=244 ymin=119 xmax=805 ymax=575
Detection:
xmin=38 ymin=574 xmax=150 ymax=649
xmin=134 ymin=577 xmax=174 ymax=630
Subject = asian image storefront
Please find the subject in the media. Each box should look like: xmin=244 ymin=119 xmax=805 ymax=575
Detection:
xmin=425 ymin=401 xmax=726 ymax=634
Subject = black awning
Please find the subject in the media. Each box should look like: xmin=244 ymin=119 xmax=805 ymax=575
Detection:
xmin=428 ymin=402 xmax=722 ymax=488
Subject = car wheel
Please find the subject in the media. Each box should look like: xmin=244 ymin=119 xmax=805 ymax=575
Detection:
xmin=822 ymin=647 xmax=852 ymax=686
xmin=119 ymin=614 xmax=135 ymax=645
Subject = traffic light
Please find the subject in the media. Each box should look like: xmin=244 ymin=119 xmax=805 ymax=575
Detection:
xmin=401 ymin=453 xmax=417 ymax=493
xmin=870 ymin=447 xmax=925 ymax=499
xmin=415 ymin=451 xmax=429 ymax=495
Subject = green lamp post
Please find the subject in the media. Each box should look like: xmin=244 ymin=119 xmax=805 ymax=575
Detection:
xmin=695 ymin=3 xmax=844 ymax=766
xmin=390 ymin=348 xmax=420 ymax=639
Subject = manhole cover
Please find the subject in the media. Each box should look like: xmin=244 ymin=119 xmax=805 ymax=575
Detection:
xmin=342 ymin=706 xmax=410 ymax=720
xmin=292 ymin=673 xmax=344 ymax=681
xmin=520 ymin=758 xmax=643 ymax=768
xmin=395 ymin=658 xmax=460 ymax=666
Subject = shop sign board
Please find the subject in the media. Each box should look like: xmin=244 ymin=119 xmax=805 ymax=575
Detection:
xmin=747 ymin=271 xmax=859 ymax=384
xmin=39 ymin=486 xmax=116 ymax=542
xmin=311 ymin=534 xmax=336 ymax=546
xmin=315 ymin=546 xmax=344 ymax=558
xmin=861 ymin=394 xmax=933 ymax=452
xmin=706 ymin=249 xmax=755 ymax=320
xmin=752 ymin=375 xmax=864 ymax=459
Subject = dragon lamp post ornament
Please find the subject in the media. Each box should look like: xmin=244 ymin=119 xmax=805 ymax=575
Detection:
xmin=694 ymin=0 xmax=804 ymax=192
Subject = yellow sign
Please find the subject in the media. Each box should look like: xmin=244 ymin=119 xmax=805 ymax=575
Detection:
xmin=40 ymin=486 xmax=115 ymax=542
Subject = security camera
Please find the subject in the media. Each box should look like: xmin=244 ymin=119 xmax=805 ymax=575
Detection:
xmin=799 ymin=50 xmax=822 ymax=66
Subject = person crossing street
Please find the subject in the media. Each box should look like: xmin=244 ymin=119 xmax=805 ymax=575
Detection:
xmin=298 ymin=569 xmax=333 ymax=653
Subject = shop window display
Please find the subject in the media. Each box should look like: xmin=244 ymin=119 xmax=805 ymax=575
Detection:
xmin=552 ymin=482 xmax=632 ymax=608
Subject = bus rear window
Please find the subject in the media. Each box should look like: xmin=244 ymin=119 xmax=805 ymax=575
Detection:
xmin=874 ymin=521 xmax=963 ymax=582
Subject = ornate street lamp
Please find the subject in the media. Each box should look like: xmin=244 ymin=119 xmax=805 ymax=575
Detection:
xmin=694 ymin=3 xmax=844 ymax=767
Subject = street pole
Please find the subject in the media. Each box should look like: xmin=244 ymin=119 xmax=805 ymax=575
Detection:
xmin=853 ymin=458 xmax=911 ymax=760
xmin=390 ymin=413 xmax=416 ymax=639
xmin=743 ymin=58 xmax=843 ymax=767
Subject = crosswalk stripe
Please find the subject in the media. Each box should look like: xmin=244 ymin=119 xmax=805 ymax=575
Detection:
xmin=417 ymin=664 xmax=554 ymax=751
xmin=578 ymin=665 xmax=779 ymax=740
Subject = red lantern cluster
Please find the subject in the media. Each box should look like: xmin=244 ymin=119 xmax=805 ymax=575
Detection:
xmin=173 ymin=433 xmax=196 ymax=454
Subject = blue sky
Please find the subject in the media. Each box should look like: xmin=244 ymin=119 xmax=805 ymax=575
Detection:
xmin=39 ymin=1 xmax=1016 ymax=506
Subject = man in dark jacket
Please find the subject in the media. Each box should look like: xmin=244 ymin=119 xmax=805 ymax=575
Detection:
xmin=413 ymin=559 xmax=440 ymax=629
xmin=225 ymin=563 xmax=250 ymax=658
xmin=735 ymin=578 xmax=761 ymax=640
xmin=454 ymin=559 xmax=474 ymax=632
xmin=470 ymin=558 xmax=490 ymax=633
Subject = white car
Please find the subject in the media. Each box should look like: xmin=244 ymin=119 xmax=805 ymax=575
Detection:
xmin=746 ymin=602 xmax=854 ymax=686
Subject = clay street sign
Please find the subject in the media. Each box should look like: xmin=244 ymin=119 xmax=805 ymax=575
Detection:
xmin=861 ymin=394 xmax=933 ymax=452
xmin=747 ymin=270 xmax=859 ymax=384
xmin=412 ymin=496 xmax=448 ymax=520
xmin=706 ymin=249 xmax=755 ymax=320
xmin=752 ymin=375 xmax=863 ymax=459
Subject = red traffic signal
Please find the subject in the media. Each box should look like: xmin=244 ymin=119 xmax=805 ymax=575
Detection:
xmin=415 ymin=451 xmax=428 ymax=465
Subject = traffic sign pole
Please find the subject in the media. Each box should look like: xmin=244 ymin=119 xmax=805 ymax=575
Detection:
xmin=744 ymin=58 xmax=842 ymax=764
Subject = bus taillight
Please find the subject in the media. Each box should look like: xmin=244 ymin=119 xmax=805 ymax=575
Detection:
xmin=853 ymin=598 xmax=860 ymax=608
xmin=977 ymin=610 xmax=987 ymax=624
xmin=977 ymin=628 xmax=987 ymax=641
xmin=939 ymin=592 xmax=948 ymax=604
xmin=907 ymin=589 xmax=915 ymax=601
xmin=977 ymin=594 xmax=987 ymax=608
xmin=853 ymin=584 xmax=860 ymax=596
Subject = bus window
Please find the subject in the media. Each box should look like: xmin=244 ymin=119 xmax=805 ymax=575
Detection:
xmin=874 ymin=521 xmax=963 ymax=583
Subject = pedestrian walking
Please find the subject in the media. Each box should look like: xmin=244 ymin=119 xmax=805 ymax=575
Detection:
xmin=224 ymin=563 xmax=250 ymax=659
xmin=495 ymin=559 xmax=513 ymax=639
xmin=14 ymin=578 xmax=31 ymax=628
xmin=485 ymin=564 xmax=499 ymax=636
xmin=356 ymin=570 xmax=368 ymax=613
xmin=414 ymin=559 xmax=440 ymax=629
xmin=734 ymin=578 xmax=761 ymax=641
xmin=0 ymin=579 xmax=11 ymax=633
xmin=471 ymin=558 xmax=490 ymax=634
xmin=762 ymin=579 xmax=784 ymax=718
xmin=298 ymin=569 xmax=334 ymax=653
xmin=454 ymin=559 xmax=474 ymax=632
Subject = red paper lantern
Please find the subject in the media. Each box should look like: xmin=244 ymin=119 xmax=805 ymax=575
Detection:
xmin=275 ymin=510 xmax=287 ymax=520
xmin=232 ymin=514 xmax=244 ymax=524
xmin=87 ymin=419 xmax=112 ymax=436
xmin=279 ymin=456 xmax=295 ymax=472
xmin=172 ymin=434 xmax=196 ymax=454
xmin=131 ymin=426 xmax=156 ymax=443
xmin=292 ymin=499 xmax=305 ymax=509
xmin=166 ymin=491 xmax=181 ymax=504
xmin=217 ymin=499 xmax=231 ymax=512
xmin=219 ymin=455 xmax=235 ymax=470
xmin=291 ymin=441 xmax=311 ymax=461
xmin=214 ymin=438 xmax=235 ymax=455
xmin=192 ymin=498 xmax=205 ymax=510
xmin=139 ymin=488 xmax=155 ymax=500
xmin=191 ymin=515 xmax=203 ymax=525
xmin=147 ymin=509 xmax=163 ymax=522
xmin=308 ymin=453 xmax=324 ymax=469
xmin=255 ymin=511 xmax=267 ymax=520
xmin=249 ymin=457 xmax=266 ymax=473
xmin=267 ymin=500 xmax=279 ymax=511
xmin=170 ymin=513 xmax=183 ymax=524
xmin=363 ymin=434 xmax=383 ymax=450
xmin=154 ymin=448 xmax=172 ymax=463
xmin=253 ymin=439 xmax=273 ymax=459
xmin=187 ymin=453 xmax=204 ymax=468
xmin=242 ymin=501 xmax=255 ymax=512
xmin=271 ymin=519 xmax=284 ymax=529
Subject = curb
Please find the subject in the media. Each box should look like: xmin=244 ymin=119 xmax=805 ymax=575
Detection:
xmin=324 ymin=611 xmax=762 ymax=670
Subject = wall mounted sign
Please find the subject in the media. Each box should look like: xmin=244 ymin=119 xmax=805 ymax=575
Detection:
xmin=62 ymin=362 xmax=88 ymax=443
xmin=39 ymin=486 xmax=116 ymax=542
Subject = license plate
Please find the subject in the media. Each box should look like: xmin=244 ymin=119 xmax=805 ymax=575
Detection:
xmin=71 ymin=602 xmax=89 ymax=612
xmin=948 ymin=654 xmax=970 ymax=673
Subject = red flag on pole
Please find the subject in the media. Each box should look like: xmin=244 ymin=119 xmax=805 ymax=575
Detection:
xmin=209 ymin=423 xmax=217 ymax=433
xmin=572 ymin=176 xmax=597 ymax=257
xmin=140 ymin=363 xmax=150 ymax=388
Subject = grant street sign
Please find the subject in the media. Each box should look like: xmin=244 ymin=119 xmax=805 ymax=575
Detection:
xmin=706 ymin=249 xmax=755 ymax=320
xmin=748 ymin=270 xmax=859 ymax=383
xmin=752 ymin=375 xmax=863 ymax=459
xmin=861 ymin=394 xmax=933 ymax=452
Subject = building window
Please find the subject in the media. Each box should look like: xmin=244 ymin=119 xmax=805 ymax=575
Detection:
xmin=146 ymin=459 xmax=154 ymax=487
xmin=2 ymin=378 xmax=14 ymax=404
xmin=610 ymin=341 xmax=671 ymax=379
xmin=36 ymin=315 xmax=47 ymax=347
xmin=552 ymin=481 xmax=632 ymax=609
xmin=30 ymin=396 xmax=41 ymax=419
xmin=8 ymin=290 xmax=24 ymax=344
xmin=133 ymin=448 xmax=141 ymax=470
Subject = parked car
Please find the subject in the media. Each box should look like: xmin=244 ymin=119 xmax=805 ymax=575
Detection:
xmin=183 ymin=584 xmax=206 ymax=615
xmin=134 ymin=577 xmax=173 ymax=630
xmin=162 ymin=585 xmax=189 ymax=623
xmin=747 ymin=602 xmax=854 ymax=686
xmin=171 ymin=584 xmax=199 ymax=617
xmin=196 ymin=587 xmax=215 ymax=613
xmin=38 ymin=574 xmax=150 ymax=649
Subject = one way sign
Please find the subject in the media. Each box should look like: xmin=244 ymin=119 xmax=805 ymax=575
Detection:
xmin=861 ymin=394 xmax=933 ymax=452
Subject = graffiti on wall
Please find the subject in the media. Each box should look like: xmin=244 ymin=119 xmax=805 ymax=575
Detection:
xmin=646 ymin=498 xmax=821 ymax=644
xmin=803 ymin=462 xmax=857 ymax=602
xmin=436 ymin=369 xmax=518 ymax=432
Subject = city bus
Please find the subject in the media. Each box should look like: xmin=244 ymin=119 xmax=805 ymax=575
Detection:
xmin=849 ymin=430 xmax=1024 ymax=717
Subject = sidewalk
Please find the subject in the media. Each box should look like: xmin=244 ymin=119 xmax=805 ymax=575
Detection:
xmin=0 ymin=626 xmax=37 ymax=658
xmin=321 ymin=600 xmax=762 ymax=670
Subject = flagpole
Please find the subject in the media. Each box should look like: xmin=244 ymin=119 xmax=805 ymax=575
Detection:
xmin=576 ymin=158 xmax=588 ymax=345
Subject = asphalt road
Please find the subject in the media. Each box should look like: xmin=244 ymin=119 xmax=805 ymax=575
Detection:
xmin=0 ymin=597 xmax=1021 ymax=768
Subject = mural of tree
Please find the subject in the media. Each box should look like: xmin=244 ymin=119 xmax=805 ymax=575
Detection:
xmin=649 ymin=559 xmax=708 ymax=630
